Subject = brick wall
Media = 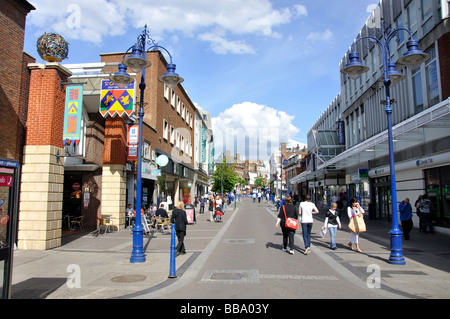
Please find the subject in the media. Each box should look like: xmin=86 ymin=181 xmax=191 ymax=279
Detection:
xmin=103 ymin=116 xmax=127 ymax=165
xmin=0 ymin=0 xmax=34 ymax=161
xmin=25 ymin=66 xmax=69 ymax=148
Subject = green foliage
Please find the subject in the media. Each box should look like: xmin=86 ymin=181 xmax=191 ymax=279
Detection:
xmin=211 ymin=158 xmax=239 ymax=194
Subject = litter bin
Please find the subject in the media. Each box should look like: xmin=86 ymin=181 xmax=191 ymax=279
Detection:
xmin=184 ymin=204 xmax=196 ymax=224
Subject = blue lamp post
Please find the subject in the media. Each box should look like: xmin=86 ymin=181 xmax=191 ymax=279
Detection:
xmin=110 ymin=25 xmax=183 ymax=263
xmin=341 ymin=23 xmax=429 ymax=265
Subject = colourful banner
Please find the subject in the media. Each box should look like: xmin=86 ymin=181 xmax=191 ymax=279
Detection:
xmin=63 ymin=85 xmax=84 ymax=145
xmin=100 ymin=80 xmax=135 ymax=118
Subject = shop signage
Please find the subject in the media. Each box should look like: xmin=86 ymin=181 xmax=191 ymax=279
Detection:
xmin=100 ymin=80 xmax=136 ymax=118
xmin=63 ymin=85 xmax=84 ymax=145
xmin=127 ymin=125 xmax=139 ymax=160
xmin=0 ymin=167 xmax=14 ymax=187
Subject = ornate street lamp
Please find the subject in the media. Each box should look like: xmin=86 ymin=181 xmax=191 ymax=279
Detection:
xmin=110 ymin=25 xmax=183 ymax=263
xmin=341 ymin=23 xmax=429 ymax=265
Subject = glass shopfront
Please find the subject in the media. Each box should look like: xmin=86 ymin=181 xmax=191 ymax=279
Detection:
xmin=0 ymin=159 xmax=20 ymax=299
xmin=424 ymin=165 xmax=450 ymax=226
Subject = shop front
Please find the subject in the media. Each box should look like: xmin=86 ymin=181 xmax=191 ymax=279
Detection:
xmin=346 ymin=169 xmax=370 ymax=212
xmin=0 ymin=159 xmax=20 ymax=298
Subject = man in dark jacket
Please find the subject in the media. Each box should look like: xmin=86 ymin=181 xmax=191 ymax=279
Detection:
xmin=171 ymin=202 xmax=188 ymax=256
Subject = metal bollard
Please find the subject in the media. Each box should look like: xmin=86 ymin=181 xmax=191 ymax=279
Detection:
xmin=168 ymin=223 xmax=177 ymax=278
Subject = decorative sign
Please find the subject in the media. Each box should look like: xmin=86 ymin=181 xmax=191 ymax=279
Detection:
xmin=100 ymin=80 xmax=135 ymax=118
xmin=63 ymin=85 xmax=84 ymax=145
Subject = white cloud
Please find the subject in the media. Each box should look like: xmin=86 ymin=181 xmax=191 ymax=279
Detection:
xmin=27 ymin=0 xmax=307 ymax=53
xmin=211 ymin=102 xmax=301 ymax=160
xmin=307 ymin=29 xmax=333 ymax=42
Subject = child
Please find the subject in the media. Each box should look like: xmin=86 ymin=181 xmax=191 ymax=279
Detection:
xmin=323 ymin=202 xmax=342 ymax=250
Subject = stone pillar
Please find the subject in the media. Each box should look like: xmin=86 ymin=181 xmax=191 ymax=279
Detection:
xmin=101 ymin=116 xmax=127 ymax=229
xmin=18 ymin=63 xmax=71 ymax=250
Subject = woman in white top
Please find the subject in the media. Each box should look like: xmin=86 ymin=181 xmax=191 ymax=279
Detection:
xmin=299 ymin=195 xmax=319 ymax=255
xmin=347 ymin=198 xmax=365 ymax=253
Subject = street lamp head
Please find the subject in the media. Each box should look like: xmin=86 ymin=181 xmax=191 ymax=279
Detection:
xmin=397 ymin=40 xmax=430 ymax=69
xmin=386 ymin=63 xmax=406 ymax=85
xmin=159 ymin=63 xmax=184 ymax=89
xmin=109 ymin=63 xmax=134 ymax=88
xmin=341 ymin=52 xmax=370 ymax=80
xmin=122 ymin=44 xmax=151 ymax=73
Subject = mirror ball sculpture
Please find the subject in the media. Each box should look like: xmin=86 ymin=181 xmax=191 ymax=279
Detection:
xmin=36 ymin=33 xmax=69 ymax=62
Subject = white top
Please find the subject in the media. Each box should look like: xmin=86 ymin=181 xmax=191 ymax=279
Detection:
xmin=347 ymin=206 xmax=365 ymax=218
xmin=299 ymin=201 xmax=318 ymax=223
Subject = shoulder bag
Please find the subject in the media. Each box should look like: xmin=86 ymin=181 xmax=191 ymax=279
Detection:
xmin=348 ymin=213 xmax=366 ymax=233
xmin=283 ymin=206 xmax=298 ymax=230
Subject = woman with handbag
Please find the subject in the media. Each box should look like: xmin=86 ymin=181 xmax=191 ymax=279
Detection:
xmin=347 ymin=198 xmax=365 ymax=253
xmin=275 ymin=196 xmax=299 ymax=255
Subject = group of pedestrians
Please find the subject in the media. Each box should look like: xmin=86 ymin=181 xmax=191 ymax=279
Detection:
xmin=275 ymin=195 xmax=368 ymax=255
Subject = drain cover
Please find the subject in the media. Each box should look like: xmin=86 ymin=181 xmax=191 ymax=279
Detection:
xmin=111 ymin=275 xmax=146 ymax=283
xmin=201 ymin=269 xmax=259 ymax=284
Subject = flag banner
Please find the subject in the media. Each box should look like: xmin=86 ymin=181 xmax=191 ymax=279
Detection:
xmin=100 ymin=80 xmax=136 ymax=118
xmin=63 ymin=85 xmax=84 ymax=144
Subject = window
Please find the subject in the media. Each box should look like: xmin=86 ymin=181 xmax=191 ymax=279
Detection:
xmin=181 ymin=135 xmax=185 ymax=152
xmin=181 ymin=103 xmax=185 ymax=119
xmin=186 ymin=110 xmax=190 ymax=124
xmin=170 ymin=125 xmax=175 ymax=145
xmin=425 ymin=45 xmax=439 ymax=107
xmin=412 ymin=66 xmax=424 ymax=114
xmin=189 ymin=114 xmax=193 ymax=128
xmin=164 ymin=83 xmax=169 ymax=100
xmin=171 ymin=90 xmax=176 ymax=107
xmin=421 ymin=0 xmax=433 ymax=33
xmin=163 ymin=119 xmax=168 ymax=140
xmin=176 ymin=131 xmax=180 ymax=148
xmin=143 ymin=141 xmax=150 ymax=160
xmin=176 ymin=96 xmax=181 ymax=114
xmin=407 ymin=0 xmax=417 ymax=31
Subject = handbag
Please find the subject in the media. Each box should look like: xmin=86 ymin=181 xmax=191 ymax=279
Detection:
xmin=348 ymin=214 xmax=366 ymax=233
xmin=283 ymin=206 xmax=298 ymax=230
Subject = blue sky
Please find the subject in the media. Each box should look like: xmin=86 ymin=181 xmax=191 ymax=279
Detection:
xmin=23 ymin=0 xmax=378 ymax=160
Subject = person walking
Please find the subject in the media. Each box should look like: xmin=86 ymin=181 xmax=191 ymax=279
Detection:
xmin=299 ymin=194 xmax=319 ymax=255
xmin=170 ymin=202 xmax=188 ymax=256
xmin=323 ymin=202 xmax=341 ymax=250
xmin=347 ymin=198 xmax=365 ymax=253
xmin=199 ymin=196 xmax=206 ymax=214
xmin=415 ymin=195 xmax=424 ymax=232
xmin=399 ymin=198 xmax=413 ymax=240
xmin=275 ymin=196 xmax=299 ymax=255
xmin=208 ymin=195 xmax=215 ymax=222
xmin=419 ymin=194 xmax=434 ymax=233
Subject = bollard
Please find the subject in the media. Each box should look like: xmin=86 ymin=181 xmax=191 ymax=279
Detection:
xmin=168 ymin=223 xmax=177 ymax=278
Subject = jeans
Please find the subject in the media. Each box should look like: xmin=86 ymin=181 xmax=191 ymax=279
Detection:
xmin=301 ymin=223 xmax=313 ymax=249
xmin=328 ymin=226 xmax=337 ymax=248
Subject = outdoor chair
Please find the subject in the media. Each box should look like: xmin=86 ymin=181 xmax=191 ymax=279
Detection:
xmin=70 ymin=216 xmax=84 ymax=231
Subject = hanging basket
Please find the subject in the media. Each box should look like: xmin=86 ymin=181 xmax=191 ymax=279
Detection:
xmin=36 ymin=33 xmax=69 ymax=62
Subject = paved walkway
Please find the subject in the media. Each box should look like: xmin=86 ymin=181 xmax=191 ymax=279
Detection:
xmin=10 ymin=199 xmax=450 ymax=299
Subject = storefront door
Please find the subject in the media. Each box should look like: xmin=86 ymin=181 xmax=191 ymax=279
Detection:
xmin=0 ymin=159 xmax=20 ymax=298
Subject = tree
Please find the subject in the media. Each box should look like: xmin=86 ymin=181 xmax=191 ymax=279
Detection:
xmin=254 ymin=175 xmax=266 ymax=189
xmin=211 ymin=158 xmax=239 ymax=194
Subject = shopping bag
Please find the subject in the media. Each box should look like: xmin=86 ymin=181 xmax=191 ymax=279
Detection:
xmin=348 ymin=215 xmax=366 ymax=233
xmin=320 ymin=226 xmax=327 ymax=238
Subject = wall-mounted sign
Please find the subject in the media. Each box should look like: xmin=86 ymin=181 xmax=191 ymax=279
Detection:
xmin=100 ymin=80 xmax=135 ymax=118
xmin=63 ymin=85 xmax=84 ymax=145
